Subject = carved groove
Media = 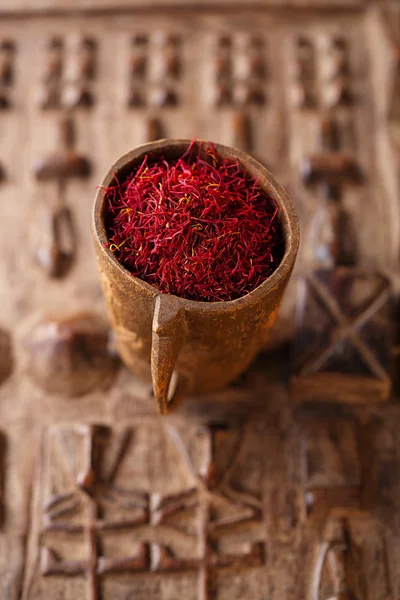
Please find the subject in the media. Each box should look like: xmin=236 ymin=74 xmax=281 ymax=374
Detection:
xmin=292 ymin=269 xmax=393 ymax=403
xmin=37 ymin=422 xmax=264 ymax=600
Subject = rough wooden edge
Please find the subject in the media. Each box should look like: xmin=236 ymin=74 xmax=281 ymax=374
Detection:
xmin=0 ymin=0 xmax=368 ymax=17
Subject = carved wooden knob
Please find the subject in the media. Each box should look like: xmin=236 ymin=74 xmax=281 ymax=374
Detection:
xmin=22 ymin=313 xmax=119 ymax=397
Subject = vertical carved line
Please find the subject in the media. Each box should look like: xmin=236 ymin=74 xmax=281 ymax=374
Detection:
xmin=231 ymin=112 xmax=252 ymax=152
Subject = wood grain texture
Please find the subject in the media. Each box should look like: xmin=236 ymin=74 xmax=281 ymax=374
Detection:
xmin=0 ymin=0 xmax=368 ymax=16
xmin=291 ymin=268 xmax=394 ymax=403
xmin=0 ymin=2 xmax=398 ymax=600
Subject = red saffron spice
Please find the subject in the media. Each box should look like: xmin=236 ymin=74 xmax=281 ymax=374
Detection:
xmin=104 ymin=141 xmax=283 ymax=302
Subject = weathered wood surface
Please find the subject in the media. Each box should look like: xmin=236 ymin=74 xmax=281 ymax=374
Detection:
xmin=0 ymin=0 xmax=370 ymax=16
xmin=0 ymin=1 xmax=398 ymax=599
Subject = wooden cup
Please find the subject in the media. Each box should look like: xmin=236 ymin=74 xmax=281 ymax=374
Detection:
xmin=93 ymin=139 xmax=299 ymax=414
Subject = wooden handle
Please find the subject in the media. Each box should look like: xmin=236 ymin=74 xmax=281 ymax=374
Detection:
xmin=151 ymin=295 xmax=187 ymax=415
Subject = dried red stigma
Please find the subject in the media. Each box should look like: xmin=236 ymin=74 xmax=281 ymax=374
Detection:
xmin=104 ymin=141 xmax=283 ymax=302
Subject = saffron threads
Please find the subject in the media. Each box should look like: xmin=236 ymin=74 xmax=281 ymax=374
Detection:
xmin=104 ymin=141 xmax=283 ymax=302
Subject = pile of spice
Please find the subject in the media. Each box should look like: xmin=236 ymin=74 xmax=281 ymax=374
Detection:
xmin=104 ymin=141 xmax=283 ymax=302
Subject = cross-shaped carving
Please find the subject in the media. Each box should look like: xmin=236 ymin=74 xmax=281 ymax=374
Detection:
xmin=292 ymin=268 xmax=393 ymax=403
xmin=300 ymin=115 xmax=362 ymax=187
xmin=301 ymin=152 xmax=361 ymax=186
xmin=40 ymin=425 xmax=151 ymax=600
xmin=309 ymin=182 xmax=359 ymax=269
xmin=292 ymin=33 xmax=360 ymax=280
xmin=162 ymin=422 xmax=265 ymax=600
xmin=39 ymin=422 xmax=263 ymax=600
xmin=33 ymin=115 xmax=90 ymax=278
xmin=296 ymin=60 xmax=360 ymax=266
xmin=308 ymin=117 xmax=359 ymax=268
xmin=34 ymin=114 xmax=90 ymax=182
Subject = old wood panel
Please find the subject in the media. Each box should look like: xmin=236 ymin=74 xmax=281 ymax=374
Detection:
xmin=0 ymin=2 xmax=397 ymax=600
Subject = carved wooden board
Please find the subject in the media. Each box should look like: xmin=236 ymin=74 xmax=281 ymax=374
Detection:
xmin=0 ymin=1 xmax=398 ymax=599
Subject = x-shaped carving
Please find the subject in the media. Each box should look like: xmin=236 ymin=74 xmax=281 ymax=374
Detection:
xmin=298 ymin=271 xmax=391 ymax=384
xmin=40 ymin=425 xmax=150 ymax=600
xmin=164 ymin=423 xmax=264 ymax=600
